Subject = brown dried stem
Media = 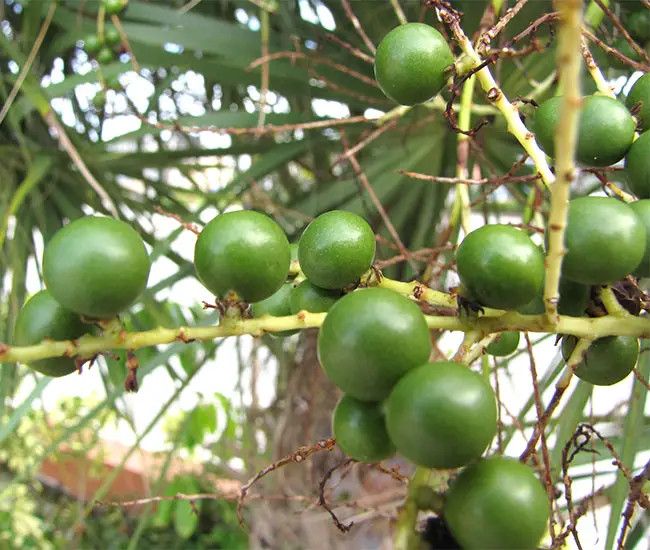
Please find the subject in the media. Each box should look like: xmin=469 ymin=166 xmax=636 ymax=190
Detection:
xmin=237 ymin=438 xmax=337 ymax=527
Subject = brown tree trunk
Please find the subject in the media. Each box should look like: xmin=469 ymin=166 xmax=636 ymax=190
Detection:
xmin=248 ymin=330 xmax=407 ymax=549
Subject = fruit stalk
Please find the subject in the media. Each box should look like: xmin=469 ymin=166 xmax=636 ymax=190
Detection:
xmin=439 ymin=6 xmax=555 ymax=186
xmin=543 ymin=0 xmax=584 ymax=324
xmin=3 ymin=310 xmax=650 ymax=365
xmin=393 ymin=466 xmax=430 ymax=550
xmin=452 ymin=73 xmax=476 ymax=234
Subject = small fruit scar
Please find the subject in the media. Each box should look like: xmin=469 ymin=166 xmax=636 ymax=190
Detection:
xmin=297 ymin=311 xmax=307 ymax=321
xmin=413 ymin=284 xmax=425 ymax=300
xmin=486 ymin=87 xmax=501 ymax=102
xmin=0 ymin=342 xmax=8 ymax=359
xmin=176 ymin=330 xmax=196 ymax=344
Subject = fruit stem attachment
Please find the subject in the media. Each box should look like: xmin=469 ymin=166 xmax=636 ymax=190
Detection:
xmin=394 ymin=466 xmax=431 ymax=550
xmin=556 ymin=337 xmax=594 ymax=390
xmin=543 ymin=0 xmax=584 ymax=325
xmin=599 ymin=286 xmax=632 ymax=318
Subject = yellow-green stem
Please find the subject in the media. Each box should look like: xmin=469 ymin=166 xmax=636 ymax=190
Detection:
xmin=443 ymin=13 xmax=555 ymax=187
xmin=394 ymin=466 xmax=430 ymax=550
xmin=543 ymin=0 xmax=583 ymax=325
xmin=599 ymin=286 xmax=631 ymax=318
xmin=556 ymin=337 xmax=594 ymax=389
xmin=4 ymin=308 xmax=650 ymax=365
xmin=456 ymin=74 xmax=476 ymax=234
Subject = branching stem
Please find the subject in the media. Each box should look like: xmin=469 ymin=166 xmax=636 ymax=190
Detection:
xmin=544 ymin=0 xmax=584 ymax=325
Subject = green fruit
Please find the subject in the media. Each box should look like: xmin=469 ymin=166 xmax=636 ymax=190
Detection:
xmin=486 ymin=332 xmax=520 ymax=357
xmin=105 ymin=76 xmax=121 ymax=90
xmin=627 ymin=73 xmax=650 ymax=131
xmin=624 ymin=130 xmax=650 ymax=198
xmin=562 ymin=335 xmax=639 ymax=385
xmin=290 ymin=280 xmax=341 ymax=314
xmin=444 ymin=456 xmax=549 ymax=550
xmin=562 ymin=196 xmax=646 ymax=285
xmin=13 ymin=290 xmax=92 ymax=377
xmin=104 ymin=27 xmax=121 ymax=47
xmin=332 ymin=394 xmax=395 ymax=463
xmin=534 ymin=95 xmax=636 ymax=166
xmin=194 ymin=210 xmax=290 ymax=303
xmin=92 ymin=91 xmax=106 ymax=110
xmin=83 ymin=34 xmax=103 ymax=56
xmin=384 ymin=361 xmax=497 ymax=469
xmin=43 ymin=216 xmax=151 ymax=319
xmin=374 ymin=23 xmax=454 ymax=106
xmin=317 ymin=287 xmax=432 ymax=401
xmin=628 ymin=11 xmax=650 ymax=42
xmin=517 ymin=274 xmax=590 ymax=316
xmin=298 ymin=210 xmax=375 ymax=290
xmin=456 ymin=224 xmax=545 ymax=310
xmin=103 ymin=0 xmax=127 ymax=15
xmin=629 ymin=199 xmax=650 ymax=277
xmin=96 ymin=46 xmax=115 ymax=65
xmin=250 ymin=283 xmax=298 ymax=338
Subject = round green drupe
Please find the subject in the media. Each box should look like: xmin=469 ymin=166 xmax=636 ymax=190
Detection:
xmin=624 ymin=130 xmax=650 ymax=199
xmin=535 ymin=95 xmax=636 ymax=167
xmin=317 ymin=287 xmax=432 ymax=402
xmin=298 ymin=210 xmax=375 ymax=290
xmin=103 ymin=0 xmax=127 ymax=15
xmin=104 ymin=27 xmax=121 ymax=47
xmin=456 ymin=224 xmax=545 ymax=310
xmin=628 ymin=11 xmax=650 ymax=43
xmin=384 ymin=361 xmax=497 ymax=469
xmin=83 ymin=35 xmax=103 ymax=56
xmin=627 ymin=73 xmax=650 ymax=131
xmin=13 ymin=290 xmax=92 ymax=377
xmin=374 ymin=23 xmax=454 ymax=106
xmin=43 ymin=216 xmax=151 ymax=319
xmin=290 ymin=280 xmax=341 ymax=314
xmin=194 ymin=210 xmax=290 ymax=303
xmin=562 ymin=335 xmax=639 ymax=386
xmin=332 ymin=394 xmax=395 ymax=463
xmin=250 ymin=283 xmax=298 ymax=338
xmin=444 ymin=456 xmax=549 ymax=550
xmin=486 ymin=332 xmax=520 ymax=357
xmin=562 ymin=196 xmax=646 ymax=285
xmin=630 ymin=200 xmax=650 ymax=277
xmin=96 ymin=46 xmax=115 ymax=64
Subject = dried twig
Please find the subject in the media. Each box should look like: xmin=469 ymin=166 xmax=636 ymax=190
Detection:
xmin=153 ymin=206 xmax=201 ymax=235
xmin=237 ymin=438 xmax=337 ymax=527
xmin=341 ymin=131 xmax=418 ymax=273
xmin=340 ymin=0 xmax=376 ymax=54
xmin=318 ymin=458 xmax=357 ymax=533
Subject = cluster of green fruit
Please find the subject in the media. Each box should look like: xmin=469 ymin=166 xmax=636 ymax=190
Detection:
xmin=456 ymin=195 xmax=647 ymax=386
xmin=14 ymin=216 xmax=151 ymax=377
xmin=533 ymin=74 xmax=650 ymax=186
xmin=83 ymin=26 xmax=122 ymax=66
xmin=81 ymin=0 xmax=129 ymax=65
xmin=196 ymin=209 xmax=552 ymax=550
